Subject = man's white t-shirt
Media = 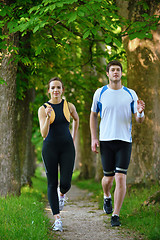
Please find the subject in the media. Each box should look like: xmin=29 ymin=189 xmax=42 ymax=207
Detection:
xmin=91 ymin=85 xmax=138 ymax=143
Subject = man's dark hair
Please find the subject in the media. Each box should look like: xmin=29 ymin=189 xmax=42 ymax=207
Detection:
xmin=106 ymin=60 xmax=123 ymax=73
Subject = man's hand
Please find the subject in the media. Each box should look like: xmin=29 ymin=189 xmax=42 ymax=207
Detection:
xmin=91 ymin=139 xmax=99 ymax=153
xmin=137 ymin=100 xmax=145 ymax=113
xmin=135 ymin=99 xmax=145 ymax=123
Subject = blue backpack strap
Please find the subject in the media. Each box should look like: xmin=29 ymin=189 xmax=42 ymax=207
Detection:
xmin=96 ymin=85 xmax=108 ymax=117
xmin=123 ymin=86 xmax=135 ymax=113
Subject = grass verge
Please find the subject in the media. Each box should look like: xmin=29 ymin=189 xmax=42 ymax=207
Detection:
xmin=0 ymin=167 xmax=55 ymax=240
xmin=72 ymin=171 xmax=160 ymax=240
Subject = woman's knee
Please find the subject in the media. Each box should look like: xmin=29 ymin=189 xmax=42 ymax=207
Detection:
xmin=47 ymin=173 xmax=58 ymax=189
xmin=60 ymin=182 xmax=71 ymax=194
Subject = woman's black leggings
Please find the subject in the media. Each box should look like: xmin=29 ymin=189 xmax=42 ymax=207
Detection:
xmin=42 ymin=139 xmax=75 ymax=215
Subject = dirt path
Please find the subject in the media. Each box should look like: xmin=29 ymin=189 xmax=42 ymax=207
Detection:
xmin=45 ymin=185 xmax=142 ymax=240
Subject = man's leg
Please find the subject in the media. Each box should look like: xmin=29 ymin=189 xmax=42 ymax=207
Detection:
xmin=113 ymin=173 xmax=126 ymax=216
xmin=102 ymin=175 xmax=114 ymax=214
xmin=110 ymin=173 xmax=126 ymax=227
xmin=102 ymin=175 xmax=114 ymax=197
xmin=100 ymin=141 xmax=115 ymax=214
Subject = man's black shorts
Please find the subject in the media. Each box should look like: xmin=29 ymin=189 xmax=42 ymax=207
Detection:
xmin=100 ymin=140 xmax=132 ymax=176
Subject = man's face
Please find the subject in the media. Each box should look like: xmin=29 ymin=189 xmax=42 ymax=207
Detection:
xmin=107 ymin=65 xmax=122 ymax=83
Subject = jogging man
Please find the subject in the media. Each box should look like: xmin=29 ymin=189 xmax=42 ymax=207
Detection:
xmin=90 ymin=60 xmax=145 ymax=227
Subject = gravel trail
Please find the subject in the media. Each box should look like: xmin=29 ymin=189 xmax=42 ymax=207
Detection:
xmin=45 ymin=185 xmax=143 ymax=240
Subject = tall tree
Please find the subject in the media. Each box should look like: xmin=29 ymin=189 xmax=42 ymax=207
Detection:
xmin=0 ymin=22 xmax=20 ymax=195
xmin=79 ymin=39 xmax=96 ymax=179
xmin=116 ymin=0 xmax=160 ymax=184
xmin=16 ymin=33 xmax=36 ymax=186
xmin=0 ymin=0 xmax=37 ymax=196
xmin=94 ymin=36 xmax=107 ymax=181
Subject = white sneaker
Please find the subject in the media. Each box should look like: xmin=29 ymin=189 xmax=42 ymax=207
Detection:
xmin=53 ymin=219 xmax=63 ymax=232
xmin=59 ymin=197 xmax=65 ymax=211
xmin=58 ymin=187 xmax=68 ymax=211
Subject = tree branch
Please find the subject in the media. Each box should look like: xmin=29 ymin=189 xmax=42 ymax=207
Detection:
xmin=54 ymin=19 xmax=83 ymax=38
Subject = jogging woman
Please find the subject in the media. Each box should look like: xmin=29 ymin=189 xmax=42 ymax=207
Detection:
xmin=38 ymin=77 xmax=79 ymax=231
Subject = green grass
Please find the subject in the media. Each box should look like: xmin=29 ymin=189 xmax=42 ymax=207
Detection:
xmin=0 ymin=167 xmax=55 ymax=240
xmin=72 ymin=171 xmax=160 ymax=240
xmin=121 ymin=184 xmax=160 ymax=240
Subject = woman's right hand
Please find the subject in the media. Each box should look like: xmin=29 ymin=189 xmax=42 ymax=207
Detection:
xmin=45 ymin=106 xmax=52 ymax=118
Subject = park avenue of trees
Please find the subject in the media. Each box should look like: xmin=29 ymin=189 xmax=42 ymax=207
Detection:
xmin=0 ymin=0 xmax=160 ymax=196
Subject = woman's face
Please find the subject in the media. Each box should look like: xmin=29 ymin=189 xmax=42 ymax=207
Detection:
xmin=48 ymin=80 xmax=63 ymax=99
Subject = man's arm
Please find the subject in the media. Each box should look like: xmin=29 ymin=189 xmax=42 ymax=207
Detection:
xmin=90 ymin=111 xmax=99 ymax=153
xmin=134 ymin=100 xmax=145 ymax=123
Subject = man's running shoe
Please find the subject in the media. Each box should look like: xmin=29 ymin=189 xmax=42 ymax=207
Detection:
xmin=103 ymin=197 xmax=113 ymax=214
xmin=53 ymin=219 xmax=63 ymax=232
xmin=111 ymin=215 xmax=121 ymax=227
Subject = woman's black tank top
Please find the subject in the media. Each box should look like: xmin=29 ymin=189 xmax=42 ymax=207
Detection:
xmin=43 ymin=99 xmax=72 ymax=142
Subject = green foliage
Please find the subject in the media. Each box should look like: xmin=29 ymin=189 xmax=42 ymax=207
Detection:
xmin=15 ymin=0 xmax=160 ymax=44
xmin=0 ymin=78 xmax=7 ymax=85
xmin=1 ymin=0 xmax=159 ymax=102
xmin=5 ymin=0 xmax=157 ymax=106
xmin=19 ymin=0 xmax=122 ymax=43
xmin=0 ymin=168 xmax=54 ymax=240
xmin=121 ymin=184 xmax=160 ymax=240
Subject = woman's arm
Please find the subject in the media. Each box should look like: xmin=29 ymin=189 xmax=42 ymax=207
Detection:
xmin=68 ymin=102 xmax=79 ymax=143
xmin=38 ymin=105 xmax=52 ymax=138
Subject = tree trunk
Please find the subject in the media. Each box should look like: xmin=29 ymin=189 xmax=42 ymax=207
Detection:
xmin=79 ymin=40 xmax=96 ymax=179
xmin=79 ymin=37 xmax=108 ymax=180
xmin=16 ymin=33 xmax=36 ymax=186
xmin=0 ymin=31 xmax=21 ymax=196
xmin=117 ymin=0 xmax=160 ymax=184
xmin=16 ymin=89 xmax=36 ymax=186
xmin=79 ymin=109 xmax=96 ymax=179
xmin=94 ymin=37 xmax=107 ymax=182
